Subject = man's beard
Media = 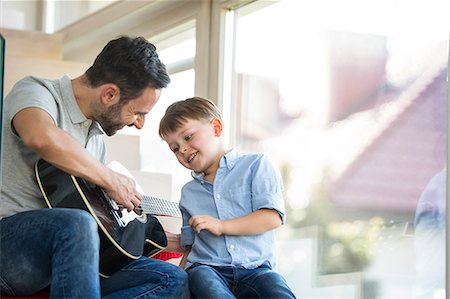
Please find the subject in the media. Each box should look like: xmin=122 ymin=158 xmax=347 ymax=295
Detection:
xmin=97 ymin=103 xmax=125 ymax=136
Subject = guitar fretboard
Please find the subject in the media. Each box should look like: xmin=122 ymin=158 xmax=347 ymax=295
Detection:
xmin=140 ymin=195 xmax=181 ymax=217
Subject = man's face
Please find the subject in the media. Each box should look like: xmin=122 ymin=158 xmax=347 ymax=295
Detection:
xmin=98 ymin=87 xmax=161 ymax=136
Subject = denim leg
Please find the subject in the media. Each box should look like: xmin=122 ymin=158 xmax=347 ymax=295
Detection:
xmin=0 ymin=209 xmax=101 ymax=298
xmin=101 ymin=256 xmax=189 ymax=299
xmin=235 ymin=266 xmax=296 ymax=299
xmin=187 ymin=264 xmax=235 ymax=299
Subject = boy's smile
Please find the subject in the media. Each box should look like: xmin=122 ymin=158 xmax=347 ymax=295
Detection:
xmin=164 ymin=117 xmax=227 ymax=181
xmin=187 ymin=152 xmax=197 ymax=163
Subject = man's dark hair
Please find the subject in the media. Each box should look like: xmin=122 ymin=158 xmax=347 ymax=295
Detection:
xmin=85 ymin=36 xmax=170 ymax=103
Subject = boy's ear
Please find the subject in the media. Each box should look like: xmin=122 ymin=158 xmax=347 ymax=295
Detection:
xmin=211 ymin=118 xmax=223 ymax=137
xmin=100 ymin=84 xmax=120 ymax=107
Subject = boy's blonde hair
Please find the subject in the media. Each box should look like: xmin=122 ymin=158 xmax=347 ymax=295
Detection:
xmin=159 ymin=97 xmax=223 ymax=139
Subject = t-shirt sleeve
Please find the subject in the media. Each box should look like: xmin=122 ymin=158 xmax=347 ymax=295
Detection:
xmin=6 ymin=77 xmax=59 ymax=136
xmin=251 ymin=155 xmax=286 ymax=224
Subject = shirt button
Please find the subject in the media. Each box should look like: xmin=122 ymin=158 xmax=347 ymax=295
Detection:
xmin=83 ymin=122 xmax=90 ymax=127
xmin=216 ymin=194 xmax=221 ymax=199
xmin=229 ymin=245 xmax=235 ymax=250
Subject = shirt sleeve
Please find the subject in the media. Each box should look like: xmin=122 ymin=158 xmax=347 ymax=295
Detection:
xmin=180 ymin=191 xmax=195 ymax=248
xmin=6 ymin=77 xmax=59 ymax=136
xmin=251 ymin=155 xmax=286 ymax=224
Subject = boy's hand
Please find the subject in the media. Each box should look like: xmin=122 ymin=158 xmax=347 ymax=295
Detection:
xmin=189 ymin=215 xmax=224 ymax=236
xmin=189 ymin=209 xmax=281 ymax=237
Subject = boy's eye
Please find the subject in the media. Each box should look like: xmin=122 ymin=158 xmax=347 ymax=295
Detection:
xmin=172 ymin=147 xmax=179 ymax=153
xmin=184 ymin=134 xmax=192 ymax=141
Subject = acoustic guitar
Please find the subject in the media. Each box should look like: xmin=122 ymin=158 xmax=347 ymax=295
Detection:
xmin=35 ymin=159 xmax=181 ymax=277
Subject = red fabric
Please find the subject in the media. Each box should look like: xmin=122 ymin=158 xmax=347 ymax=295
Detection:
xmin=152 ymin=251 xmax=183 ymax=261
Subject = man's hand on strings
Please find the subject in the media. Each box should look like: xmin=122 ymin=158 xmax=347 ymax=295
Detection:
xmin=104 ymin=171 xmax=142 ymax=211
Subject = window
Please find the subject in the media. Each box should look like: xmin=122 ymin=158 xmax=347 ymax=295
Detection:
xmin=226 ymin=0 xmax=448 ymax=297
xmin=140 ymin=68 xmax=195 ymax=201
xmin=116 ymin=25 xmax=197 ymax=201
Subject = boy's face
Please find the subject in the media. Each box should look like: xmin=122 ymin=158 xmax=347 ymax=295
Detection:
xmin=164 ymin=118 xmax=223 ymax=175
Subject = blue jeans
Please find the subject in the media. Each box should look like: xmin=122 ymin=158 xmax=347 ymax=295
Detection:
xmin=186 ymin=263 xmax=296 ymax=299
xmin=0 ymin=209 xmax=189 ymax=298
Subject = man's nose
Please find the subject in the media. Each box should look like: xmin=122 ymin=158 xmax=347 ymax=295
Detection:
xmin=134 ymin=115 xmax=145 ymax=129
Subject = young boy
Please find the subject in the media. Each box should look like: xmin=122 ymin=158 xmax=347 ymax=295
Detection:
xmin=159 ymin=97 xmax=296 ymax=298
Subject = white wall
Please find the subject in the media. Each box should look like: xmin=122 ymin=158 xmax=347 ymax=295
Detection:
xmin=1 ymin=0 xmax=41 ymax=31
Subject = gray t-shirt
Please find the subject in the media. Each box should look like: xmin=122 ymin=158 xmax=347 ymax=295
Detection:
xmin=0 ymin=75 xmax=106 ymax=218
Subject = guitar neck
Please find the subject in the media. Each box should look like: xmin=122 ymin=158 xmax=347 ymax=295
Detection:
xmin=140 ymin=195 xmax=181 ymax=217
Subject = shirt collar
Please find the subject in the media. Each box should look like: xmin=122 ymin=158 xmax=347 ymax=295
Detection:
xmin=60 ymin=75 xmax=87 ymax=125
xmin=220 ymin=148 xmax=239 ymax=170
xmin=191 ymin=171 xmax=205 ymax=182
xmin=60 ymin=75 xmax=103 ymax=136
xmin=191 ymin=148 xmax=239 ymax=183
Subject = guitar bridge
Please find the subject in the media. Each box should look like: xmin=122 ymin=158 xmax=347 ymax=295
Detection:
xmin=97 ymin=187 xmax=126 ymax=227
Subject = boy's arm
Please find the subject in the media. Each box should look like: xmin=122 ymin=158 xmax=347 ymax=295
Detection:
xmin=189 ymin=208 xmax=282 ymax=236
xmin=178 ymin=246 xmax=191 ymax=268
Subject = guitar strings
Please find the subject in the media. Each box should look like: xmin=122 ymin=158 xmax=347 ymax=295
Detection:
xmin=118 ymin=196 xmax=181 ymax=217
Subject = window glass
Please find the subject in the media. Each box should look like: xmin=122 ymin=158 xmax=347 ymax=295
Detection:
xmin=142 ymin=30 xmax=196 ymax=201
xmin=141 ymin=69 xmax=195 ymax=201
xmin=117 ymin=28 xmax=196 ymax=201
xmin=230 ymin=0 xmax=448 ymax=298
xmin=158 ymin=37 xmax=196 ymax=66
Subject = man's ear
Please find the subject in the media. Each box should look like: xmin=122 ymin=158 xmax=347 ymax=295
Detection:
xmin=100 ymin=84 xmax=120 ymax=107
xmin=211 ymin=118 xmax=224 ymax=137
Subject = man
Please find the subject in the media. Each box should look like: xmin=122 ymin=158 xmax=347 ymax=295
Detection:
xmin=0 ymin=36 xmax=189 ymax=298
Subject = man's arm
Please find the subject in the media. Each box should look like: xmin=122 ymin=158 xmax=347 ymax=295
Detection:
xmin=13 ymin=107 xmax=141 ymax=210
xmin=188 ymin=208 xmax=282 ymax=236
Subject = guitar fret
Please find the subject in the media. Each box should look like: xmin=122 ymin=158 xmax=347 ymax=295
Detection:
xmin=141 ymin=195 xmax=181 ymax=217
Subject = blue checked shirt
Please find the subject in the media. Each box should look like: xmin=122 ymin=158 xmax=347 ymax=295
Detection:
xmin=180 ymin=149 xmax=286 ymax=269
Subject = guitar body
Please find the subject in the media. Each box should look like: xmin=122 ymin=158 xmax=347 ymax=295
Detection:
xmin=35 ymin=160 xmax=167 ymax=277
